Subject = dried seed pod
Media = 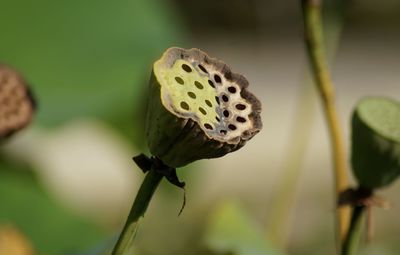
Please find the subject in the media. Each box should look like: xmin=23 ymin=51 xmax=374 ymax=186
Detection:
xmin=146 ymin=47 xmax=262 ymax=167
xmin=0 ymin=64 xmax=36 ymax=139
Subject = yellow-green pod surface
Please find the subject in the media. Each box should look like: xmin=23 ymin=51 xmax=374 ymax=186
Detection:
xmin=351 ymin=97 xmax=400 ymax=189
xmin=146 ymin=47 xmax=262 ymax=168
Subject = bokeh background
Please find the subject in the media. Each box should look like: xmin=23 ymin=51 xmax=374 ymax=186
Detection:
xmin=0 ymin=0 xmax=399 ymax=254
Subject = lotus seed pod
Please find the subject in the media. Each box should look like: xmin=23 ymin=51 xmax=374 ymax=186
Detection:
xmin=0 ymin=64 xmax=36 ymax=139
xmin=351 ymin=97 xmax=400 ymax=189
xmin=146 ymin=47 xmax=262 ymax=168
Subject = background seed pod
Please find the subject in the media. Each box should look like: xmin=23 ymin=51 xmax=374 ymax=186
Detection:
xmin=0 ymin=64 xmax=36 ymax=140
xmin=146 ymin=47 xmax=262 ymax=168
xmin=351 ymin=97 xmax=400 ymax=189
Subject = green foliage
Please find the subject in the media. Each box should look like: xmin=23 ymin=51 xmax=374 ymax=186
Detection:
xmin=351 ymin=97 xmax=400 ymax=189
xmin=0 ymin=1 xmax=186 ymax=253
xmin=0 ymin=0 xmax=184 ymax=142
xmin=205 ymin=201 xmax=281 ymax=255
xmin=0 ymin=161 xmax=105 ymax=255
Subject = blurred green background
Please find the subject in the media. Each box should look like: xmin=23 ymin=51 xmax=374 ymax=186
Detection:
xmin=0 ymin=0 xmax=399 ymax=254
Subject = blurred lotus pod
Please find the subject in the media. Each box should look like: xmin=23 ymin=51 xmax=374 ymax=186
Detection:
xmin=351 ymin=97 xmax=400 ymax=189
xmin=0 ymin=64 xmax=36 ymax=140
xmin=146 ymin=47 xmax=262 ymax=168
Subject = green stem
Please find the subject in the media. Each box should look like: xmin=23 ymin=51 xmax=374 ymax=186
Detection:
xmin=267 ymin=1 xmax=346 ymax=245
xmin=301 ymin=0 xmax=350 ymax=244
xmin=342 ymin=206 xmax=366 ymax=255
xmin=112 ymin=169 xmax=163 ymax=255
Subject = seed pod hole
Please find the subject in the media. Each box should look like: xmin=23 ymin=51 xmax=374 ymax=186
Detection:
xmin=220 ymin=130 xmax=227 ymax=135
xmin=188 ymin=92 xmax=196 ymax=99
xmin=228 ymin=124 xmax=237 ymax=130
xmin=235 ymin=104 xmax=246 ymax=110
xmin=228 ymin=86 xmax=237 ymax=93
xmin=215 ymin=116 xmax=220 ymax=122
xmin=180 ymin=101 xmax=189 ymax=110
xmin=198 ymin=64 xmax=208 ymax=74
xmin=194 ymin=81 xmax=204 ymax=89
xmin=182 ymin=64 xmax=192 ymax=72
xmin=214 ymin=74 xmax=222 ymax=83
xmin=236 ymin=116 xmax=246 ymax=123
xmin=204 ymin=123 xmax=213 ymax=130
xmin=222 ymin=95 xmax=229 ymax=102
xmin=208 ymin=80 xmax=215 ymax=88
xmin=199 ymin=107 xmax=207 ymax=115
xmin=223 ymin=110 xmax=230 ymax=117
xmin=175 ymin=77 xmax=184 ymax=85
xmin=215 ymin=96 xmax=220 ymax=105
xmin=2 ymin=98 xmax=10 ymax=107
xmin=205 ymin=100 xmax=212 ymax=107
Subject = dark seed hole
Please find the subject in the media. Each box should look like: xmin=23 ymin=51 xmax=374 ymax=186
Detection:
xmin=214 ymin=74 xmax=222 ymax=83
xmin=188 ymin=92 xmax=196 ymax=99
xmin=228 ymin=86 xmax=237 ymax=93
xmin=223 ymin=110 xmax=229 ymax=117
xmin=194 ymin=81 xmax=204 ymax=89
xmin=236 ymin=116 xmax=246 ymax=123
xmin=222 ymin=95 xmax=229 ymax=102
xmin=205 ymin=100 xmax=212 ymax=107
xmin=235 ymin=104 xmax=246 ymax=110
xmin=198 ymin=64 xmax=208 ymax=73
xmin=182 ymin=64 xmax=192 ymax=72
xmin=199 ymin=107 xmax=207 ymax=115
xmin=215 ymin=96 xmax=220 ymax=105
xmin=180 ymin=101 xmax=189 ymax=110
xmin=208 ymin=80 xmax=215 ymax=88
xmin=220 ymin=130 xmax=227 ymax=135
xmin=216 ymin=116 xmax=220 ymax=122
xmin=204 ymin=123 xmax=213 ymax=130
xmin=175 ymin=77 xmax=184 ymax=85
xmin=228 ymin=124 xmax=237 ymax=130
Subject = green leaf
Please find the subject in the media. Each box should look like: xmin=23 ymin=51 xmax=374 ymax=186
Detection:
xmin=351 ymin=97 xmax=400 ymax=189
xmin=0 ymin=0 xmax=184 ymax=139
xmin=204 ymin=201 xmax=282 ymax=255
xmin=0 ymin=162 xmax=105 ymax=255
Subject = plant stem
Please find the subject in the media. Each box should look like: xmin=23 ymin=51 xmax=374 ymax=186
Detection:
xmin=342 ymin=206 xmax=366 ymax=255
xmin=301 ymin=0 xmax=350 ymax=244
xmin=268 ymin=1 xmax=346 ymax=245
xmin=112 ymin=169 xmax=163 ymax=255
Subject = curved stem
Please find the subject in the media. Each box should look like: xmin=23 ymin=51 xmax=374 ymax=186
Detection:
xmin=112 ymin=169 xmax=163 ymax=255
xmin=342 ymin=206 xmax=366 ymax=255
xmin=268 ymin=1 xmax=346 ymax=246
xmin=301 ymin=0 xmax=350 ymax=245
